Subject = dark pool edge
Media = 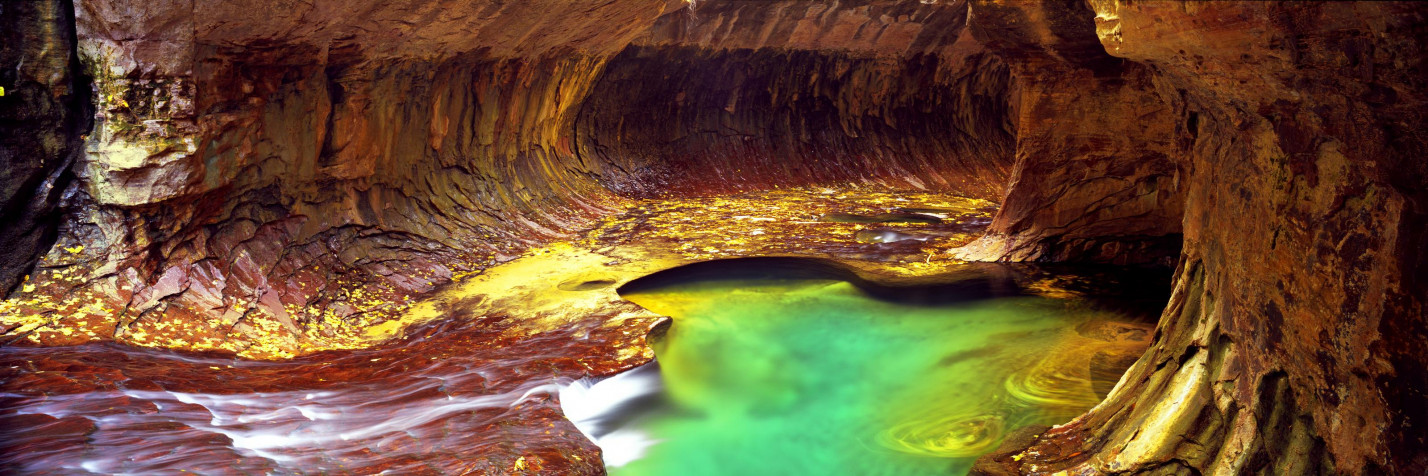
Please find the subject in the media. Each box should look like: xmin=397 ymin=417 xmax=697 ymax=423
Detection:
xmin=615 ymin=256 xmax=1030 ymax=307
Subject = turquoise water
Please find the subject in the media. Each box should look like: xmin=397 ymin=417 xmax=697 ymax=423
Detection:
xmin=610 ymin=277 xmax=1147 ymax=475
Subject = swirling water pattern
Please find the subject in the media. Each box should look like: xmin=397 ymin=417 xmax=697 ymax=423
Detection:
xmin=585 ymin=279 xmax=1149 ymax=475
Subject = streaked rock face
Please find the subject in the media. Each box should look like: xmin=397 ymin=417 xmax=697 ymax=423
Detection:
xmin=960 ymin=1 xmax=1427 ymax=474
xmin=579 ymin=45 xmax=1014 ymax=199
xmin=586 ymin=0 xmax=1017 ymax=199
xmin=7 ymin=0 xmax=1019 ymax=357
xmin=6 ymin=0 xmax=695 ymax=356
xmin=1 ymin=0 xmax=1425 ymax=473
xmin=0 ymin=0 xmax=90 ymax=293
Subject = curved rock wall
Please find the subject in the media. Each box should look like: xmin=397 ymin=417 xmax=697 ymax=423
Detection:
xmin=4 ymin=0 xmax=1018 ymax=358
xmin=953 ymin=0 xmax=1186 ymax=266
xmin=5 ymin=0 xmax=683 ymax=356
xmin=45 ymin=54 xmax=636 ymax=357
xmin=965 ymin=1 xmax=1427 ymax=473
xmin=578 ymin=44 xmax=1015 ymax=199
xmin=577 ymin=0 xmax=1016 ymax=200
xmin=5 ymin=0 xmax=1424 ymax=471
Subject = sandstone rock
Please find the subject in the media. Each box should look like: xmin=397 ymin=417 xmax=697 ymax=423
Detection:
xmin=963 ymin=1 xmax=1427 ymax=473
xmin=6 ymin=0 xmax=1021 ymax=357
xmin=2 ymin=0 xmax=1425 ymax=473
xmin=0 ymin=0 xmax=90 ymax=293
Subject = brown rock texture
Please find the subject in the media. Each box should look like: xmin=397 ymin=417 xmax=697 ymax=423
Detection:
xmin=578 ymin=0 xmax=1016 ymax=199
xmin=1 ymin=0 xmax=1425 ymax=473
xmin=0 ymin=0 xmax=90 ymax=294
xmin=963 ymin=1 xmax=1428 ymax=474
xmin=953 ymin=0 xmax=1186 ymax=266
xmin=4 ymin=0 xmax=1018 ymax=358
xmin=6 ymin=0 xmax=686 ymax=356
xmin=579 ymin=45 xmax=1014 ymax=199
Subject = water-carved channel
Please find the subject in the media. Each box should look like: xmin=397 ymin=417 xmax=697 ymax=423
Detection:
xmin=562 ymin=259 xmax=1162 ymax=475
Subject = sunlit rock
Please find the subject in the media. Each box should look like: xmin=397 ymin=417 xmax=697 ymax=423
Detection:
xmin=1 ymin=0 xmax=1424 ymax=474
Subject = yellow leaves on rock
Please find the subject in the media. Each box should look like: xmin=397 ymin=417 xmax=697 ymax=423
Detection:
xmin=7 ymin=187 xmax=996 ymax=360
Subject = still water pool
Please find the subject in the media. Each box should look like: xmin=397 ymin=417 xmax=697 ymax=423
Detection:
xmin=564 ymin=269 xmax=1152 ymax=475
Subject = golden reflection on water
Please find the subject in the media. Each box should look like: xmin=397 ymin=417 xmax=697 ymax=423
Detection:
xmin=880 ymin=337 xmax=1129 ymax=459
xmin=878 ymin=410 xmax=1007 ymax=457
xmin=613 ymin=278 xmax=1151 ymax=475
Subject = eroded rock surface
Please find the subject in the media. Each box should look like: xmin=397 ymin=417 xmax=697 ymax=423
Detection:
xmin=953 ymin=0 xmax=1185 ymax=266
xmin=579 ymin=0 xmax=1016 ymax=199
xmin=12 ymin=0 xmax=692 ymax=357
xmin=1 ymin=0 xmax=1426 ymax=473
xmin=963 ymin=1 xmax=1427 ymax=474
xmin=4 ymin=0 xmax=1019 ymax=358
xmin=0 ymin=0 xmax=90 ymax=294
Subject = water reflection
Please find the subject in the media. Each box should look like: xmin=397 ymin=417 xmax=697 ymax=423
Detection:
xmin=0 ymin=258 xmax=1158 ymax=475
xmin=565 ymin=274 xmax=1152 ymax=475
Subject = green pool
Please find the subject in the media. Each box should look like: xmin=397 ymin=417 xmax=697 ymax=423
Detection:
xmin=568 ymin=263 xmax=1152 ymax=475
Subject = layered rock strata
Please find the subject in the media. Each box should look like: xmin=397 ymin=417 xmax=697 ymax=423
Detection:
xmin=579 ymin=0 xmax=1016 ymax=199
xmin=963 ymin=1 xmax=1427 ymax=473
xmin=3 ymin=0 xmax=1019 ymax=358
xmin=4 ymin=0 xmax=681 ymax=355
xmin=1 ymin=0 xmax=1424 ymax=473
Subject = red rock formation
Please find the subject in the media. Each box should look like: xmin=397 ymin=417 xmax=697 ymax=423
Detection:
xmin=963 ymin=1 xmax=1427 ymax=473
xmin=579 ymin=45 xmax=1014 ymax=199
xmin=10 ymin=0 xmax=688 ymax=354
xmin=579 ymin=0 xmax=1016 ymax=200
xmin=6 ymin=0 xmax=1021 ymax=356
xmin=2 ymin=0 xmax=1425 ymax=473
xmin=952 ymin=0 xmax=1186 ymax=267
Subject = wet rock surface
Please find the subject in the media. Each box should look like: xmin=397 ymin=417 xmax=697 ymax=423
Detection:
xmin=0 ymin=306 xmax=653 ymax=474
xmin=0 ymin=0 xmax=90 ymax=294
xmin=0 ymin=189 xmax=1155 ymax=474
xmin=959 ymin=1 xmax=1428 ymax=474
xmin=0 ymin=0 xmax=1425 ymax=474
xmin=3 ymin=0 xmax=1019 ymax=359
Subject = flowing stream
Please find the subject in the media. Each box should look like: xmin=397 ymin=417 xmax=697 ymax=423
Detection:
xmin=0 ymin=314 xmax=614 ymax=474
xmin=1 ymin=263 xmax=1155 ymax=475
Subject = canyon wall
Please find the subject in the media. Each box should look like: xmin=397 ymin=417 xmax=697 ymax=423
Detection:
xmin=3 ymin=0 xmax=1424 ymax=473
xmin=4 ymin=0 xmax=683 ymax=356
xmin=953 ymin=0 xmax=1186 ymax=266
xmin=3 ymin=0 xmax=1018 ymax=358
xmin=0 ymin=0 xmax=89 ymax=294
xmin=964 ymin=1 xmax=1427 ymax=473
xmin=578 ymin=0 xmax=1016 ymax=200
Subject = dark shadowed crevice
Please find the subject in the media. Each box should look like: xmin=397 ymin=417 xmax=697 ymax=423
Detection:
xmin=577 ymin=44 xmax=1017 ymax=201
xmin=0 ymin=0 xmax=92 ymax=296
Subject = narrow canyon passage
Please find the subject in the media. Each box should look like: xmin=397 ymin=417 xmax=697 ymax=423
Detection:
xmin=2 ymin=190 xmax=1163 ymax=474
xmin=3 ymin=0 xmax=1426 ymax=475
